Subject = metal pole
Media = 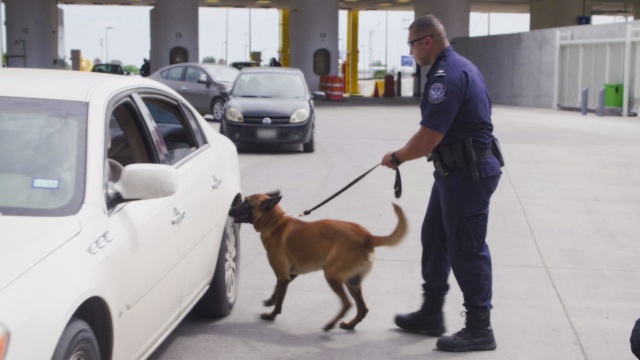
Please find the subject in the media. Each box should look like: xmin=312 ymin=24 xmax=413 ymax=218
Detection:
xmin=581 ymin=88 xmax=588 ymax=115
xmin=553 ymin=31 xmax=560 ymax=109
xmin=0 ymin=3 xmax=4 ymax=67
xmin=248 ymin=9 xmax=252 ymax=58
xmin=225 ymin=8 xmax=229 ymax=62
xmin=385 ymin=11 xmax=388 ymax=72
xmin=105 ymin=27 xmax=113 ymax=63
xmin=622 ymin=25 xmax=634 ymax=117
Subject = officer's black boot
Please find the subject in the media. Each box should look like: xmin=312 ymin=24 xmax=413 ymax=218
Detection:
xmin=436 ymin=310 xmax=496 ymax=352
xmin=394 ymin=295 xmax=445 ymax=336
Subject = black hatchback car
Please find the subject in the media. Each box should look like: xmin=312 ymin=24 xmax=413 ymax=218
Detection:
xmin=220 ymin=67 xmax=324 ymax=153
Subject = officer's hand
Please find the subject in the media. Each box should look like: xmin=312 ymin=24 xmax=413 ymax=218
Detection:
xmin=382 ymin=151 xmax=398 ymax=170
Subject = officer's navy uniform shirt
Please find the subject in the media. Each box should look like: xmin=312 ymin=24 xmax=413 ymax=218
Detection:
xmin=419 ymin=46 xmax=501 ymax=178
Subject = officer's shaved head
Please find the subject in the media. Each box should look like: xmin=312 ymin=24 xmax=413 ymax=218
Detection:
xmin=409 ymin=14 xmax=448 ymax=45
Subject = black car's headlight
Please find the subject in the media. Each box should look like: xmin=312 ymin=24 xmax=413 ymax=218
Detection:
xmin=290 ymin=109 xmax=309 ymax=123
xmin=226 ymin=108 xmax=244 ymax=123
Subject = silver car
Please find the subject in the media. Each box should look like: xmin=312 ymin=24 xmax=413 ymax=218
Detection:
xmin=150 ymin=63 xmax=239 ymax=121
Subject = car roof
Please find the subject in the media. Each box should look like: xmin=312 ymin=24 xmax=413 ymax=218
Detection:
xmin=0 ymin=68 xmax=169 ymax=102
xmin=239 ymin=67 xmax=302 ymax=75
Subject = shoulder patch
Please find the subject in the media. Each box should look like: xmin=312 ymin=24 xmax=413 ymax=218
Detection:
xmin=428 ymin=83 xmax=446 ymax=104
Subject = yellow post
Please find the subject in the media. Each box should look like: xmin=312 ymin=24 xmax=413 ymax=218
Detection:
xmin=279 ymin=9 xmax=290 ymax=67
xmin=346 ymin=10 xmax=361 ymax=96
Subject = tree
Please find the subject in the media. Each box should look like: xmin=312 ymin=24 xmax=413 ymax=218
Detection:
xmin=371 ymin=60 xmax=384 ymax=66
xmin=202 ymin=56 xmax=216 ymax=64
xmin=124 ymin=65 xmax=139 ymax=75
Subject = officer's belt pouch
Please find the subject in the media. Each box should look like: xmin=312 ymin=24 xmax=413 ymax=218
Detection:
xmin=432 ymin=141 xmax=493 ymax=171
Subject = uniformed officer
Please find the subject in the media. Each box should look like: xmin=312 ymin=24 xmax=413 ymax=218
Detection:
xmin=631 ymin=318 xmax=640 ymax=358
xmin=381 ymin=14 xmax=503 ymax=352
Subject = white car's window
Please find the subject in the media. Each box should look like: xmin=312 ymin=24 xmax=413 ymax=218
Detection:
xmin=0 ymin=97 xmax=87 ymax=216
xmin=140 ymin=96 xmax=199 ymax=165
xmin=107 ymin=100 xmax=156 ymax=167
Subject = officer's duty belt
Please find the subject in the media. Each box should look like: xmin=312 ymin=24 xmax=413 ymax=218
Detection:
xmin=427 ymin=139 xmax=495 ymax=179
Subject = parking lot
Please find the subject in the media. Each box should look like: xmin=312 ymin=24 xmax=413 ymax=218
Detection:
xmin=150 ymin=98 xmax=640 ymax=360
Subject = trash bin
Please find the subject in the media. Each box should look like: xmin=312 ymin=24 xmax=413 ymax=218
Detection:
xmin=384 ymin=74 xmax=395 ymax=98
xmin=604 ymin=84 xmax=623 ymax=107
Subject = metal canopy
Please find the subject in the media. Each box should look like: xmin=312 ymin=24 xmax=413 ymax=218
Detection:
xmin=52 ymin=0 xmax=639 ymax=15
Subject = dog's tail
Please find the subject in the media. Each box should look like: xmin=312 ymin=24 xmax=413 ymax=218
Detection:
xmin=370 ymin=203 xmax=407 ymax=248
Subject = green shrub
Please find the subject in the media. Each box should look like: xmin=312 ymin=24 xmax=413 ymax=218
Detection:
xmin=373 ymin=70 xmax=387 ymax=79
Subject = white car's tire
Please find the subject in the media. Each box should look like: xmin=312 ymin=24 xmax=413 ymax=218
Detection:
xmin=52 ymin=318 xmax=101 ymax=360
xmin=194 ymin=216 xmax=240 ymax=317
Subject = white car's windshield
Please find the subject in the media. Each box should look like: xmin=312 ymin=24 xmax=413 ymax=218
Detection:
xmin=233 ymin=73 xmax=307 ymax=98
xmin=0 ymin=97 xmax=87 ymax=216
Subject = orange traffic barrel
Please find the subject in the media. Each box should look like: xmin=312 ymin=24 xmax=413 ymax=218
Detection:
xmin=326 ymin=75 xmax=344 ymax=101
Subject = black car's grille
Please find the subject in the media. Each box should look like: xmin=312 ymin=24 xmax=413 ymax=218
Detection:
xmin=244 ymin=116 xmax=290 ymax=125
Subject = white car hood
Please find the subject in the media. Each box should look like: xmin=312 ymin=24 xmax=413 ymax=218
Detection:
xmin=0 ymin=216 xmax=81 ymax=292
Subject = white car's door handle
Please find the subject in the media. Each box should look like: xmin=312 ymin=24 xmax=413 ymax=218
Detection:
xmin=212 ymin=176 xmax=222 ymax=189
xmin=172 ymin=208 xmax=186 ymax=225
xmin=180 ymin=86 xmax=188 ymax=91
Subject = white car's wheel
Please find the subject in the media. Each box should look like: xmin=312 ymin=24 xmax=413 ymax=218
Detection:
xmin=194 ymin=216 xmax=240 ymax=317
xmin=52 ymin=318 xmax=101 ymax=360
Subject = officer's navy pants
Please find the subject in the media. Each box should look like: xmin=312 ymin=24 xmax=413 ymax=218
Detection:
xmin=421 ymin=169 xmax=501 ymax=311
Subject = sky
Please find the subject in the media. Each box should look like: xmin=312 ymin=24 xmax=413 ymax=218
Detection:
xmin=0 ymin=4 xmax=633 ymax=69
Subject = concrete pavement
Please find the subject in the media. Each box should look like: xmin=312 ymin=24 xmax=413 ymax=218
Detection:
xmin=150 ymin=99 xmax=640 ymax=360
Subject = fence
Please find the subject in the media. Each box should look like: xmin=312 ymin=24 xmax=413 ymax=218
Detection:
xmin=554 ymin=25 xmax=640 ymax=116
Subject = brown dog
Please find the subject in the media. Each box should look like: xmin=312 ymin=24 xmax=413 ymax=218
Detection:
xmin=228 ymin=191 xmax=407 ymax=331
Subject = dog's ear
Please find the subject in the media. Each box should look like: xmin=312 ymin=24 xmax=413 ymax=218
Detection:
xmin=265 ymin=190 xmax=280 ymax=198
xmin=260 ymin=196 xmax=282 ymax=212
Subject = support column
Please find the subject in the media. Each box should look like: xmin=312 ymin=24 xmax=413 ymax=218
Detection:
xmin=531 ymin=0 xmax=592 ymax=30
xmin=1 ymin=3 xmax=4 ymax=66
xmin=288 ymin=0 xmax=339 ymax=92
xmin=150 ymin=0 xmax=199 ymax=73
xmin=414 ymin=0 xmax=470 ymax=40
xmin=413 ymin=0 xmax=470 ymax=95
xmin=346 ymin=10 xmax=360 ymax=95
xmin=279 ymin=9 xmax=290 ymax=67
xmin=634 ymin=4 xmax=640 ymax=20
xmin=5 ymin=0 xmax=58 ymax=69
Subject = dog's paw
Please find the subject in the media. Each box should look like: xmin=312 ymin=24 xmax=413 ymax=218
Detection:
xmin=261 ymin=312 xmax=277 ymax=321
xmin=323 ymin=323 xmax=335 ymax=332
xmin=339 ymin=322 xmax=356 ymax=330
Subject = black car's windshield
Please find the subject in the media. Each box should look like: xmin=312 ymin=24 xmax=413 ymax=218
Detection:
xmin=204 ymin=65 xmax=240 ymax=83
xmin=233 ymin=72 xmax=306 ymax=98
xmin=92 ymin=64 xmax=124 ymax=75
xmin=0 ymin=97 xmax=87 ymax=217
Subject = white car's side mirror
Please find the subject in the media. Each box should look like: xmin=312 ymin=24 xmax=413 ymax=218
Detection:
xmin=114 ymin=164 xmax=178 ymax=200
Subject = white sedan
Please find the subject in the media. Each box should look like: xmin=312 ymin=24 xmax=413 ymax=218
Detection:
xmin=0 ymin=69 xmax=242 ymax=360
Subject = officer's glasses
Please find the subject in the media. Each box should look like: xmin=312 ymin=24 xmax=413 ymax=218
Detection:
xmin=407 ymin=34 xmax=432 ymax=49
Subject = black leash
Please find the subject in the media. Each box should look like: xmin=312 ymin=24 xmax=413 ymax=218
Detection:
xmin=298 ymin=163 xmax=402 ymax=217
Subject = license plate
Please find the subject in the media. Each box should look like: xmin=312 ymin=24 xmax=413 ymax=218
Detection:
xmin=256 ymin=128 xmax=277 ymax=139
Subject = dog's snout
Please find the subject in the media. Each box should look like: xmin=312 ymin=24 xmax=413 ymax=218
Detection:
xmin=228 ymin=200 xmax=253 ymax=224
